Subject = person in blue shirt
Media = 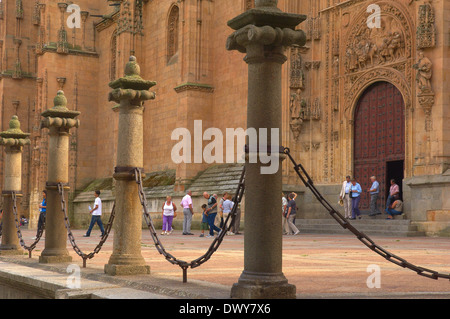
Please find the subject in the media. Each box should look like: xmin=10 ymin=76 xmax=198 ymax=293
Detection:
xmin=33 ymin=190 xmax=47 ymax=239
xmin=350 ymin=178 xmax=362 ymax=219
xmin=367 ymin=176 xmax=381 ymax=216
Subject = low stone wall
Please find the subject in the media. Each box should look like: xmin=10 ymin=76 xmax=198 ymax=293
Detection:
xmin=404 ymin=174 xmax=450 ymax=237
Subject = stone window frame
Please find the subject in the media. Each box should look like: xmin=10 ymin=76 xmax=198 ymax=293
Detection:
xmin=167 ymin=3 xmax=179 ymax=65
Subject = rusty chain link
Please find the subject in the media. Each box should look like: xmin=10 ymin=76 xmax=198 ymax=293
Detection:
xmin=57 ymin=183 xmax=116 ymax=268
xmin=134 ymin=167 xmax=245 ymax=282
xmin=283 ymin=147 xmax=450 ymax=281
xmin=11 ymin=191 xmax=44 ymax=258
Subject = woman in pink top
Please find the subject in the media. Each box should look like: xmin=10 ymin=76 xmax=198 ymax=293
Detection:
xmin=386 ymin=179 xmax=400 ymax=209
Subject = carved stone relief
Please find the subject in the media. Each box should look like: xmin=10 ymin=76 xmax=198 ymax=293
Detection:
xmin=343 ymin=2 xmax=414 ymax=120
xmin=416 ymin=1 xmax=436 ymax=49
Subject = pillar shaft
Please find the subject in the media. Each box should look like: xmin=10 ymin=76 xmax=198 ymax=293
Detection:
xmin=1 ymin=149 xmax=22 ymax=252
xmin=244 ymin=57 xmax=283 ymax=275
xmin=40 ymin=129 xmax=72 ymax=263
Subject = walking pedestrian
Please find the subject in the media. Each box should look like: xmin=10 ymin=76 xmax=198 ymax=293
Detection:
xmin=282 ymin=192 xmax=288 ymax=234
xmin=232 ymin=195 xmax=242 ymax=235
xmin=350 ymin=179 xmax=362 ymax=219
xmin=199 ymin=204 xmax=209 ymax=237
xmin=33 ymin=190 xmax=47 ymax=239
xmin=219 ymin=192 xmax=228 ymax=229
xmin=339 ymin=176 xmax=352 ymax=219
xmin=84 ymin=190 xmax=105 ymax=237
xmin=161 ymin=196 xmax=177 ymax=235
xmin=222 ymin=194 xmax=235 ymax=235
xmin=180 ymin=190 xmax=194 ymax=235
xmin=285 ymin=193 xmax=300 ymax=235
xmin=367 ymin=176 xmax=381 ymax=216
xmin=203 ymin=192 xmax=221 ymax=237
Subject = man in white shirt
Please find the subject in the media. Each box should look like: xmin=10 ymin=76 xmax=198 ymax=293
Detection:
xmin=84 ymin=190 xmax=105 ymax=237
xmin=339 ymin=176 xmax=352 ymax=219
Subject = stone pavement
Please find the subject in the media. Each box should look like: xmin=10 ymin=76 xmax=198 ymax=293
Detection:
xmin=0 ymin=227 xmax=449 ymax=299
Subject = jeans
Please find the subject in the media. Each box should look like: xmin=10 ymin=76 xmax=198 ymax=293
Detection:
xmin=207 ymin=212 xmax=221 ymax=236
xmin=86 ymin=215 xmax=105 ymax=236
xmin=351 ymin=196 xmax=361 ymax=218
xmin=183 ymin=208 xmax=192 ymax=234
xmin=162 ymin=215 xmax=174 ymax=232
xmin=386 ymin=195 xmax=398 ymax=209
xmin=369 ymin=193 xmax=381 ymax=215
xmin=284 ymin=214 xmax=299 ymax=234
xmin=36 ymin=212 xmax=46 ymax=236
xmin=386 ymin=208 xmax=402 ymax=216
xmin=343 ymin=194 xmax=352 ymax=218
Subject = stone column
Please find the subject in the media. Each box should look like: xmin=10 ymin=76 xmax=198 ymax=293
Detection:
xmin=39 ymin=91 xmax=80 ymax=264
xmin=0 ymin=116 xmax=30 ymax=255
xmin=104 ymin=56 xmax=156 ymax=276
xmin=226 ymin=0 xmax=306 ymax=299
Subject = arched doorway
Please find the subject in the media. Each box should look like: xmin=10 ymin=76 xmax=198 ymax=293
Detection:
xmin=353 ymin=81 xmax=405 ymax=212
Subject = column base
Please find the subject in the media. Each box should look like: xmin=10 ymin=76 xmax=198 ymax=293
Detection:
xmin=230 ymin=271 xmax=296 ymax=299
xmin=104 ymin=264 xmax=150 ymax=276
xmin=39 ymin=255 xmax=73 ymax=264
xmin=0 ymin=248 xmax=24 ymax=256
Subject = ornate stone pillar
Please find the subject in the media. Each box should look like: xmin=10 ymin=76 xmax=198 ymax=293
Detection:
xmin=39 ymin=91 xmax=80 ymax=263
xmin=104 ymin=56 xmax=156 ymax=276
xmin=0 ymin=116 xmax=30 ymax=255
xmin=226 ymin=0 xmax=306 ymax=299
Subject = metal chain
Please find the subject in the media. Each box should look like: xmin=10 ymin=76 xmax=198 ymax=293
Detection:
xmin=283 ymin=147 xmax=450 ymax=281
xmin=11 ymin=191 xmax=45 ymax=258
xmin=57 ymin=183 xmax=116 ymax=268
xmin=135 ymin=167 xmax=245 ymax=281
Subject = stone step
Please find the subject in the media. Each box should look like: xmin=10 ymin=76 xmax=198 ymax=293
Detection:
xmin=300 ymin=218 xmax=412 ymax=225
xmin=295 ymin=219 xmax=426 ymax=237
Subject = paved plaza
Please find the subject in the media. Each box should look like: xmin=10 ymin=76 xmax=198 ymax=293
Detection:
xmin=1 ymin=227 xmax=449 ymax=299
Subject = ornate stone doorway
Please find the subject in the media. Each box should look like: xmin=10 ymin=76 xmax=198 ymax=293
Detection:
xmin=353 ymin=81 xmax=405 ymax=211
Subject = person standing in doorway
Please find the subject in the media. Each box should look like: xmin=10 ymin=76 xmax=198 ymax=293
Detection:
xmin=386 ymin=179 xmax=400 ymax=209
xmin=180 ymin=190 xmax=194 ymax=235
xmin=350 ymin=179 xmax=362 ymax=220
xmin=368 ymin=176 xmax=381 ymax=216
xmin=84 ymin=190 xmax=105 ymax=237
xmin=339 ymin=176 xmax=352 ymax=219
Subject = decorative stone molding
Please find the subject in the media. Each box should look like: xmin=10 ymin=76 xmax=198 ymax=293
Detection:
xmin=41 ymin=91 xmax=80 ymax=131
xmin=344 ymin=67 xmax=412 ymax=120
xmin=0 ymin=116 xmax=31 ymax=149
xmin=174 ymin=82 xmax=214 ymax=94
xmin=417 ymin=1 xmax=436 ymax=49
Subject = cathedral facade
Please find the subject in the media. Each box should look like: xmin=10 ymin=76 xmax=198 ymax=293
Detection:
xmin=0 ymin=0 xmax=448 ymax=235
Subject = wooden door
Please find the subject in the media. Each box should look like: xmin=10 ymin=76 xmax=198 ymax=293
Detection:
xmin=353 ymin=82 xmax=405 ymax=211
